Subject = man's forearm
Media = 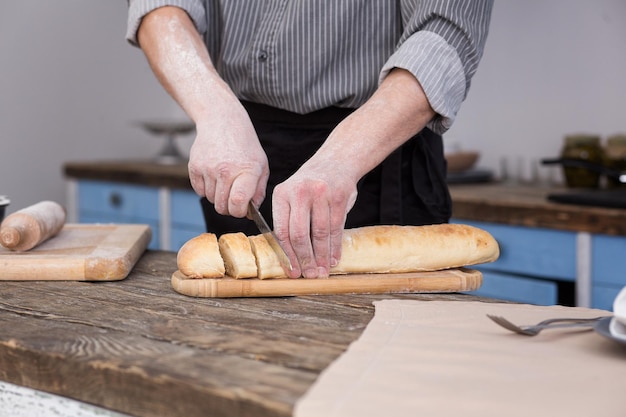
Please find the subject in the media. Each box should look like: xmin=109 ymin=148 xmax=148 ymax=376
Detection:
xmin=136 ymin=6 xmax=237 ymax=129
xmin=136 ymin=6 xmax=269 ymax=220
xmin=308 ymin=68 xmax=436 ymax=183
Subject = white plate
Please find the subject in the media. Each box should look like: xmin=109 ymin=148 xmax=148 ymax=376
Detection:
xmin=594 ymin=317 xmax=626 ymax=346
xmin=613 ymin=286 xmax=626 ymax=327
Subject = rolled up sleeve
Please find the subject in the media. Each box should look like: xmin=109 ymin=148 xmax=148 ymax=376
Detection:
xmin=380 ymin=0 xmax=493 ymax=133
xmin=126 ymin=0 xmax=207 ymax=46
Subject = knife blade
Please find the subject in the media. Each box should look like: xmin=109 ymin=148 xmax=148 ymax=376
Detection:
xmin=247 ymin=202 xmax=293 ymax=273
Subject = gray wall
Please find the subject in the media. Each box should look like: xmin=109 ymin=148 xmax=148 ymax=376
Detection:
xmin=448 ymin=1 xmax=626 ymax=183
xmin=0 ymin=2 xmax=186 ymax=214
xmin=1 ymin=1 xmax=625 ymax=215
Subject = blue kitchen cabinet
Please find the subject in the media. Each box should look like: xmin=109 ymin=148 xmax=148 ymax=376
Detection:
xmin=454 ymin=220 xmax=575 ymax=306
xmin=455 ymin=219 xmax=626 ymax=310
xmin=77 ymin=180 xmax=160 ymax=249
xmin=170 ymin=189 xmax=205 ymax=250
xmin=475 ymin=270 xmax=558 ymax=306
xmin=74 ymin=180 xmax=205 ymax=251
xmin=591 ymin=234 xmax=626 ymax=310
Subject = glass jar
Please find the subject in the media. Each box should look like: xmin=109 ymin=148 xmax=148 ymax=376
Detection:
xmin=604 ymin=134 xmax=626 ymax=189
xmin=560 ymin=134 xmax=603 ymax=188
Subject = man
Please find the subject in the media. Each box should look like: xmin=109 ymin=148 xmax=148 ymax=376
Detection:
xmin=126 ymin=1 xmax=493 ymax=278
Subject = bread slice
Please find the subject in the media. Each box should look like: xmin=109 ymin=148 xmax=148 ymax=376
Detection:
xmin=176 ymin=233 xmax=225 ymax=278
xmin=248 ymin=234 xmax=288 ymax=279
xmin=218 ymin=232 xmax=258 ymax=278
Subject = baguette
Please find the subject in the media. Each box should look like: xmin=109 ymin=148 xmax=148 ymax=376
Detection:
xmin=246 ymin=223 xmax=499 ymax=278
xmin=176 ymin=224 xmax=500 ymax=280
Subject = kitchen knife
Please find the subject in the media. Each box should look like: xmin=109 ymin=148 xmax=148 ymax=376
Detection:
xmin=247 ymin=202 xmax=293 ymax=273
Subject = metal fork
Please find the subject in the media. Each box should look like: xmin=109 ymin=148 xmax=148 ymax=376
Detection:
xmin=486 ymin=314 xmax=609 ymax=336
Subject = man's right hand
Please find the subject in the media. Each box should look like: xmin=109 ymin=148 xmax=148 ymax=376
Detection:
xmin=188 ymin=103 xmax=269 ymax=219
xmin=137 ymin=6 xmax=269 ymax=218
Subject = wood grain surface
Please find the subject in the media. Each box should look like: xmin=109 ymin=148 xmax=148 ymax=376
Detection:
xmin=0 ymin=224 xmax=151 ymax=281
xmin=171 ymin=268 xmax=483 ymax=298
xmin=0 ymin=250 xmax=499 ymax=417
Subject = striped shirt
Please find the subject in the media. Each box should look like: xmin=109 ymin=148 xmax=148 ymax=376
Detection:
xmin=127 ymin=0 xmax=492 ymax=133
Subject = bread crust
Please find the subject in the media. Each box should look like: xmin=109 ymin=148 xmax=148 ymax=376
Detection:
xmin=218 ymin=232 xmax=257 ymax=279
xmin=330 ymin=224 xmax=500 ymax=275
xmin=176 ymin=233 xmax=225 ymax=278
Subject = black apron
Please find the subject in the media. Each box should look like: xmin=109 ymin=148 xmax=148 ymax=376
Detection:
xmin=200 ymin=101 xmax=452 ymax=236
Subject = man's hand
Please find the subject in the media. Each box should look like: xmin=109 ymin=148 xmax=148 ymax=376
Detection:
xmin=273 ymin=68 xmax=436 ymax=278
xmin=188 ymin=103 xmax=269 ymax=218
xmin=137 ymin=7 xmax=268 ymax=218
xmin=272 ymin=157 xmax=358 ymax=279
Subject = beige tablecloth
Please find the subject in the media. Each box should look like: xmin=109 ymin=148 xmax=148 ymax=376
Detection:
xmin=295 ymin=300 xmax=626 ymax=417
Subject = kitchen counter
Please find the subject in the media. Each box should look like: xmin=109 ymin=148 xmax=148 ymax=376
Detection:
xmin=450 ymin=183 xmax=626 ymax=236
xmin=0 ymin=251 xmax=499 ymax=417
xmin=64 ymin=160 xmax=192 ymax=190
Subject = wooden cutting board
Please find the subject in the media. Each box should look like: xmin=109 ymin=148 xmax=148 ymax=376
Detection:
xmin=171 ymin=268 xmax=482 ymax=298
xmin=0 ymin=223 xmax=151 ymax=281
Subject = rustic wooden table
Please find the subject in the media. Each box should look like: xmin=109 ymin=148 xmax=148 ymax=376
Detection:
xmin=0 ymin=251 xmax=499 ymax=417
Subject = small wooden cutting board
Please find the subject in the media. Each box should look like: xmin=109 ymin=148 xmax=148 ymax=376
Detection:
xmin=171 ymin=268 xmax=482 ymax=298
xmin=0 ymin=223 xmax=151 ymax=281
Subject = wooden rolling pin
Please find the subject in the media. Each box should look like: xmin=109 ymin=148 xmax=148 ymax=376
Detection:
xmin=0 ymin=201 xmax=66 ymax=251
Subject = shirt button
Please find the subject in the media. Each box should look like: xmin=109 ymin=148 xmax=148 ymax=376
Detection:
xmin=258 ymin=50 xmax=268 ymax=62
